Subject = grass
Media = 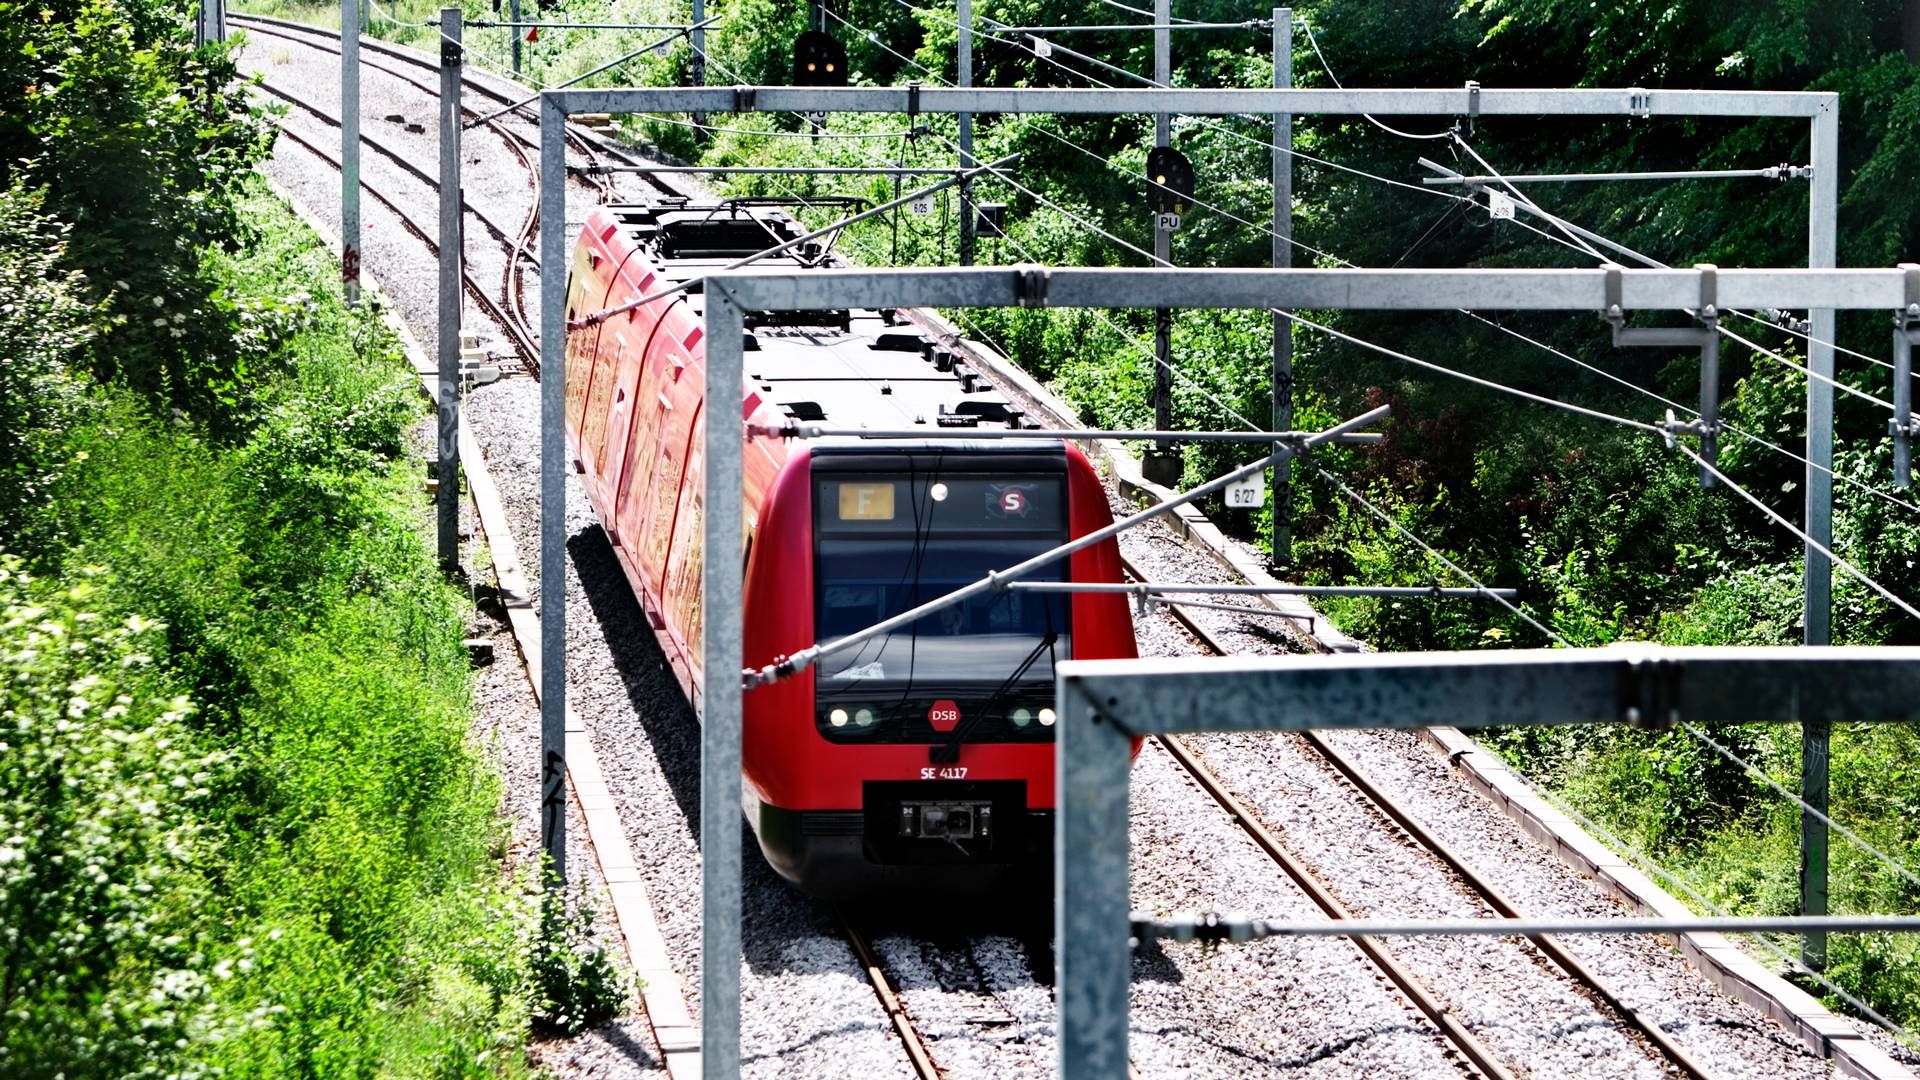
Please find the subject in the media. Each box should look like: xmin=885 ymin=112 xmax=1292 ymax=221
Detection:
xmin=3 ymin=177 xmax=546 ymax=1078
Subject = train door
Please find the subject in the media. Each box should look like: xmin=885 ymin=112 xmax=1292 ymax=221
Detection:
xmin=571 ymin=241 xmax=647 ymax=501
xmin=661 ymin=403 xmax=705 ymax=689
xmin=562 ymin=241 xmax=605 ymax=436
xmin=636 ymin=352 xmax=695 ymax=585
xmin=597 ymin=285 xmax=674 ymax=535
xmin=611 ymin=327 xmax=681 ymax=569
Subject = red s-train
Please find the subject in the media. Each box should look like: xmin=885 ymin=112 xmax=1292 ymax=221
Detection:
xmin=562 ymin=200 xmax=1137 ymax=897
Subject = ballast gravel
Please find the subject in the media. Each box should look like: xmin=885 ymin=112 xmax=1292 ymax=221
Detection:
xmin=1109 ymin=498 xmax=1853 ymax=1080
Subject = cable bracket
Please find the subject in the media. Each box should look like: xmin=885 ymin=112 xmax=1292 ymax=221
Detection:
xmin=1463 ymin=80 xmax=1480 ymax=134
xmin=1602 ymin=263 xmax=1623 ymax=322
xmin=1616 ymin=648 xmax=1682 ymax=730
xmin=905 ymin=80 xmax=923 ymax=137
xmin=733 ymin=86 xmax=757 ymax=112
xmin=1014 ymin=265 xmax=1051 ymax=308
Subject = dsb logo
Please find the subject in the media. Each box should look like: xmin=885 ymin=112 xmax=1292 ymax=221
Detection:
xmin=927 ymin=699 xmax=962 ymax=732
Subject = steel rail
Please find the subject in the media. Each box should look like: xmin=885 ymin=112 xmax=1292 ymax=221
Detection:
xmin=247 ymin=77 xmax=543 ymax=364
xmin=263 ymin=117 xmax=538 ymax=364
xmin=230 ymin=11 xmax=624 ymax=195
xmin=230 ymin=13 xmax=635 ymax=199
xmin=1155 ymin=733 xmax=1509 ymax=1080
xmin=1137 ymin=557 xmax=1714 ymax=1080
xmin=236 ymin=13 xmax=647 ymax=367
xmin=237 ymin=15 xmax=556 ymax=348
xmin=248 ymin=79 xmax=532 ymax=260
xmin=842 ymin=922 xmax=945 ymax=1079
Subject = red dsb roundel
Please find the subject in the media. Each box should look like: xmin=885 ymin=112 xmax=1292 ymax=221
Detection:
xmin=927 ymin=699 xmax=962 ymax=732
xmin=999 ymin=488 xmax=1027 ymax=515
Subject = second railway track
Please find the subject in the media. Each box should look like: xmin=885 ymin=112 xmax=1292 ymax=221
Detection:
xmin=1131 ymin=552 xmax=1710 ymax=1080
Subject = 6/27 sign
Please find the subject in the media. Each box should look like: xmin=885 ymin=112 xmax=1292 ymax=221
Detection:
xmin=1224 ymin=472 xmax=1265 ymax=509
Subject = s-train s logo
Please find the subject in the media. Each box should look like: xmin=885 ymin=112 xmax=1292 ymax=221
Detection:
xmin=988 ymin=483 xmax=1034 ymax=519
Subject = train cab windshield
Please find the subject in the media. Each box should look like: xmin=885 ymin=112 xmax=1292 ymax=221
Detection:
xmin=811 ymin=466 xmax=1072 ymax=743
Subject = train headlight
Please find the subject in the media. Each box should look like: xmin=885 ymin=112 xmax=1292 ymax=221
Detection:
xmin=853 ymin=707 xmax=877 ymax=727
xmin=1038 ymin=707 xmax=1056 ymax=727
xmin=1010 ymin=707 xmax=1032 ymax=728
xmin=829 ymin=707 xmax=849 ymax=727
xmin=929 ymin=482 xmax=949 ymax=502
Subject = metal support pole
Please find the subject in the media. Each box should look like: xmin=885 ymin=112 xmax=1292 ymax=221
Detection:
xmin=537 ymin=91 xmax=568 ymax=889
xmin=1801 ymin=712 xmax=1832 ymax=968
xmin=701 ymin=285 xmax=748 ymax=1080
xmin=690 ymin=0 xmax=705 ymax=131
xmin=1893 ymin=263 xmax=1920 ymax=490
xmin=342 ymin=0 xmax=360 ymax=306
xmin=957 ymin=0 xmax=975 ymax=266
xmin=1270 ymin=8 xmax=1293 ymax=569
xmin=1696 ymin=261 xmax=1719 ymax=487
xmin=1151 ymin=0 xmax=1173 ymax=450
xmin=510 ymin=0 xmax=521 ymax=75
xmin=1801 ymin=98 xmax=1839 ymax=971
xmin=195 ymin=0 xmax=225 ymax=47
xmin=1055 ymin=680 xmax=1135 ymax=1080
xmin=1898 ymin=324 xmax=1915 ymax=488
xmin=1698 ymin=322 xmax=1720 ymax=486
xmin=436 ymin=9 xmax=462 ymax=575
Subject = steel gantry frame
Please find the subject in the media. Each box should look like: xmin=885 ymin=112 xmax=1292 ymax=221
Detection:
xmin=1053 ymin=647 xmax=1920 ymax=1078
xmin=530 ymin=83 xmax=1869 ymax=1078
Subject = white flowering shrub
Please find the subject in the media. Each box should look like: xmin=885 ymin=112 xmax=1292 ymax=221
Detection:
xmin=0 ymin=559 xmax=225 ymax=1077
xmin=0 ymin=183 xmax=94 ymax=554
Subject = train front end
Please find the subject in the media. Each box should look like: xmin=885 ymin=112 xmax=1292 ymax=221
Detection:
xmin=742 ymin=439 xmax=1135 ymax=899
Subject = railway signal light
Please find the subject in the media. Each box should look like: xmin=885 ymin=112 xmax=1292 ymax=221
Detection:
xmin=793 ymin=30 xmax=847 ymax=86
xmin=1146 ymin=146 xmax=1195 ymax=216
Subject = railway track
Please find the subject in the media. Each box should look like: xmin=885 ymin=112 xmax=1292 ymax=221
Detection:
xmin=237 ymin=22 xmax=959 ymax=1073
xmin=845 ymin=923 xmax=946 ymax=1080
xmin=233 ymin=11 xmax=655 ymax=368
xmin=1126 ymin=554 xmax=1710 ymax=1080
xmin=235 ymin=18 xmax=1831 ymax=1077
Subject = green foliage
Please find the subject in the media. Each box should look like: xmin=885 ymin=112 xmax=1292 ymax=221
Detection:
xmin=0 ymin=561 xmax=224 ymax=1080
xmin=0 ymin=182 xmax=95 ymax=553
xmin=528 ymin=886 xmax=630 ymax=1036
xmin=1 ymin=0 xmax=273 ymax=424
xmin=1 ymin=182 xmax=550 ymax=1077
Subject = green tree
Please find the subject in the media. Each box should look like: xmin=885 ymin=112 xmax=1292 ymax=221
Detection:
xmin=0 ymin=0 xmax=272 ymax=424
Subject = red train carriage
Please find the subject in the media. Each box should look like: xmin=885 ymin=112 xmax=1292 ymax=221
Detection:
xmin=563 ymin=200 xmax=1136 ymax=897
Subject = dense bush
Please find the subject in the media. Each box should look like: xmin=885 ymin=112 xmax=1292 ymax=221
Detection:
xmin=0 ymin=180 xmax=588 ymax=1076
xmin=1 ymin=0 xmax=272 ymax=424
xmin=0 ymin=183 xmax=95 ymax=554
xmin=0 ymin=562 xmax=222 ymax=1079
